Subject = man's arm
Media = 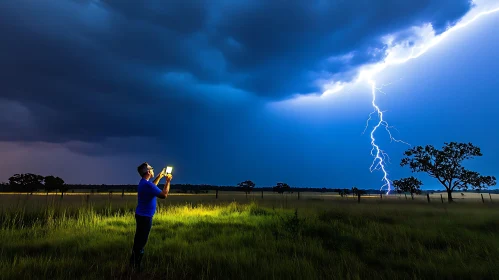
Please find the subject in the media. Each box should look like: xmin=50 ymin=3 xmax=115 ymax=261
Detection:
xmin=152 ymin=168 xmax=166 ymax=186
xmin=157 ymin=174 xmax=172 ymax=199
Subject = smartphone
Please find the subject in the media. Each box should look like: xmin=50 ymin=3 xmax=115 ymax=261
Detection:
xmin=166 ymin=166 xmax=173 ymax=174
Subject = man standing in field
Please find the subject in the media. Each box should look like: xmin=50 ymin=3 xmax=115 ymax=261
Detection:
xmin=129 ymin=162 xmax=172 ymax=272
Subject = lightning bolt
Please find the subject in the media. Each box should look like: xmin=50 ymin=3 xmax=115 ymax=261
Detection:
xmin=361 ymin=5 xmax=499 ymax=194
xmin=364 ymin=80 xmax=410 ymax=194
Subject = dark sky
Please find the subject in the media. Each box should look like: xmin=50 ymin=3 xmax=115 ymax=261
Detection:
xmin=1 ymin=0 xmax=498 ymax=190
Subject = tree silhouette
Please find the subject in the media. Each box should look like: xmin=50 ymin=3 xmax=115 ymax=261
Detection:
xmin=273 ymin=182 xmax=291 ymax=194
xmin=401 ymin=142 xmax=496 ymax=202
xmin=8 ymin=173 xmax=44 ymax=193
xmin=351 ymin=187 xmax=358 ymax=195
xmin=44 ymin=176 xmax=65 ymax=193
xmin=350 ymin=187 xmax=366 ymax=196
xmin=237 ymin=180 xmax=255 ymax=194
xmin=339 ymin=189 xmax=350 ymax=197
xmin=393 ymin=176 xmax=423 ymax=195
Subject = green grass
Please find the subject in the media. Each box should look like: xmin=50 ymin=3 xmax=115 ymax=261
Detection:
xmin=1 ymin=196 xmax=499 ymax=279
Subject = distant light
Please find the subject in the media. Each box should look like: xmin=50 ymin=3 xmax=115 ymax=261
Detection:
xmin=166 ymin=166 xmax=173 ymax=174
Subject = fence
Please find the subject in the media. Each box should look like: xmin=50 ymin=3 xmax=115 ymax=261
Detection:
xmin=1 ymin=190 xmax=498 ymax=207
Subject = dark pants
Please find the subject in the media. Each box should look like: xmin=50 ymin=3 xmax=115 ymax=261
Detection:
xmin=129 ymin=214 xmax=152 ymax=271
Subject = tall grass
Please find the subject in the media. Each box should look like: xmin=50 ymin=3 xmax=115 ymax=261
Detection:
xmin=1 ymin=198 xmax=499 ymax=279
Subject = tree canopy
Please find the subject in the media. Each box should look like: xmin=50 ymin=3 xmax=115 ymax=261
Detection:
xmin=273 ymin=182 xmax=291 ymax=194
xmin=5 ymin=173 xmax=67 ymax=193
xmin=44 ymin=176 xmax=65 ymax=193
xmin=8 ymin=173 xmax=44 ymax=193
xmin=237 ymin=180 xmax=255 ymax=194
xmin=393 ymin=176 xmax=423 ymax=195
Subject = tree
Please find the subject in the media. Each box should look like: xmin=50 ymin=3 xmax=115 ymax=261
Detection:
xmin=44 ymin=175 xmax=66 ymax=194
xmin=401 ymin=142 xmax=496 ymax=202
xmin=351 ymin=187 xmax=366 ymax=196
xmin=44 ymin=176 xmax=65 ymax=193
xmin=393 ymin=176 xmax=423 ymax=195
xmin=237 ymin=180 xmax=255 ymax=194
xmin=273 ymin=182 xmax=291 ymax=194
xmin=8 ymin=173 xmax=44 ymax=193
xmin=339 ymin=189 xmax=350 ymax=197
xmin=351 ymin=187 xmax=358 ymax=195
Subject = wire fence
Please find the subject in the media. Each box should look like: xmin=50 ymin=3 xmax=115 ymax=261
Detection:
xmin=1 ymin=190 xmax=497 ymax=208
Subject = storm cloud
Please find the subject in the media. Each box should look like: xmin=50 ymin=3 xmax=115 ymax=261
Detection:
xmin=0 ymin=0 xmax=473 ymax=147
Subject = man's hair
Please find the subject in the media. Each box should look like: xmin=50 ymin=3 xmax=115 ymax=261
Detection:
xmin=137 ymin=162 xmax=151 ymax=177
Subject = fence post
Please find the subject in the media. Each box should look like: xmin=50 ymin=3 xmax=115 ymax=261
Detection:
xmin=246 ymin=192 xmax=248 ymax=199
xmin=405 ymin=194 xmax=407 ymax=200
xmin=440 ymin=194 xmax=444 ymax=203
xmin=61 ymin=192 xmax=64 ymax=199
xmin=298 ymin=191 xmax=300 ymax=200
xmin=427 ymin=193 xmax=430 ymax=203
xmin=261 ymin=190 xmax=263 ymax=199
xmin=489 ymin=193 xmax=493 ymax=203
xmin=216 ymin=189 xmax=219 ymax=199
xmin=86 ymin=195 xmax=90 ymax=204
xmin=122 ymin=188 xmax=125 ymax=198
xmin=481 ymin=194 xmax=485 ymax=203
xmin=357 ymin=192 xmax=361 ymax=203
xmin=411 ymin=193 xmax=414 ymax=200
xmin=380 ymin=193 xmax=382 ymax=200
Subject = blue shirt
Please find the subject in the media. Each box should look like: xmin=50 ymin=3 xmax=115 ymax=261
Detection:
xmin=135 ymin=178 xmax=162 ymax=217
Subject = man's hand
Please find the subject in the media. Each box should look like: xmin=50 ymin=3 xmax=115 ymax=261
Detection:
xmin=165 ymin=174 xmax=172 ymax=182
xmin=153 ymin=168 xmax=167 ymax=186
xmin=157 ymin=174 xmax=172 ymax=199
xmin=159 ymin=168 xmax=167 ymax=178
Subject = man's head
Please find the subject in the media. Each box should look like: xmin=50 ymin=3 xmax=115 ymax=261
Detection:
xmin=137 ymin=162 xmax=154 ymax=179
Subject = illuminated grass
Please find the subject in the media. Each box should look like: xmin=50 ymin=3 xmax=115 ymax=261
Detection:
xmin=1 ymin=198 xmax=499 ymax=279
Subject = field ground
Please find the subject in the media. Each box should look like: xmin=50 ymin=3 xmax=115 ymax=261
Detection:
xmin=1 ymin=192 xmax=499 ymax=279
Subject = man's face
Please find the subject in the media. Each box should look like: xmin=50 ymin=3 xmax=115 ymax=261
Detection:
xmin=148 ymin=166 xmax=154 ymax=177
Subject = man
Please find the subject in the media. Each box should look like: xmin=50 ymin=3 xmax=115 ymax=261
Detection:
xmin=129 ymin=162 xmax=172 ymax=272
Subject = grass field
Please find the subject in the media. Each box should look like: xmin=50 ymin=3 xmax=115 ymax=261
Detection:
xmin=1 ymin=192 xmax=499 ymax=279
